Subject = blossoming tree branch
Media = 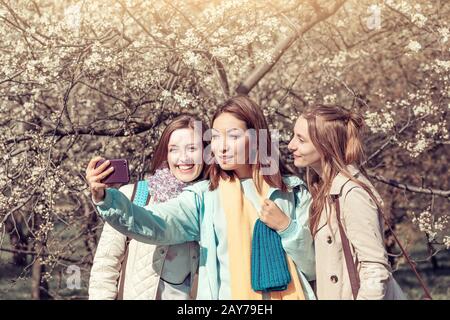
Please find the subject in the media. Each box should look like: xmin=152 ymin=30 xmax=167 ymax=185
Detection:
xmin=0 ymin=0 xmax=448 ymax=299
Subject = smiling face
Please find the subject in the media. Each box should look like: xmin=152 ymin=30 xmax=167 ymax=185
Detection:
xmin=211 ymin=112 xmax=251 ymax=174
xmin=288 ymin=116 xmax=322 ymax=170
xmin=167 ymin=128 xmax=204 ymax=183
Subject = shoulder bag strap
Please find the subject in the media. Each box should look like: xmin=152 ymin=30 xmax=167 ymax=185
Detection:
xmin=332 ymin=195 xmax=360 ymax=299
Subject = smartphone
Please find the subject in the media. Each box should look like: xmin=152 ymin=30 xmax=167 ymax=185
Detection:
xmin=94 ymin=159 xmax=130 ymax=184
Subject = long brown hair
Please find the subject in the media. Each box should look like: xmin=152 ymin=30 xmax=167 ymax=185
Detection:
xmin=149 ymin=114 xmax=209 ymax=180
xmin=301 ymin=104 xmax=384 ymax=236
xmin=206 ymin=95 xmax=291 ymax=192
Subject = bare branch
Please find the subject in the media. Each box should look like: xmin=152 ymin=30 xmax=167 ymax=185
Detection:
xmin=368 ymin=172 xmax=450 ymax=199
xmin=236 ymin=0 xmax=347 ymax=94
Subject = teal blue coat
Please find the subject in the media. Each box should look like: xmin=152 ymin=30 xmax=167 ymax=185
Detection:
xmin=95 ymin=176 xmax=316 ymax=299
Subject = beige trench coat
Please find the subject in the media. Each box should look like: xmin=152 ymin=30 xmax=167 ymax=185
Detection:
xmin=314 ymin=165 xmax=406 ymax=300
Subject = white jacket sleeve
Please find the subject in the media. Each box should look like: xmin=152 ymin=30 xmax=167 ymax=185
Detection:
xmin=88 ymin=185 xmax=133 ymax=300
xmin=88 ymin=222 xmax=127 ymax=300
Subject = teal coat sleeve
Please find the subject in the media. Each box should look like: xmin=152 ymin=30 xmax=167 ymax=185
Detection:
xmin=277 ymin=185 xmax=316 ymax=281
xmin=95 ymin=186 xmax=202 ymax=245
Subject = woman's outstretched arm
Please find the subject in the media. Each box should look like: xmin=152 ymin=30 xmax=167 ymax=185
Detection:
xmin=94 ymin=186 xmax=202 ymax=245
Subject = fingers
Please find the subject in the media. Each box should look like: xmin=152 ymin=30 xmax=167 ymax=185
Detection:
xmin=259 ymin=205 xmax=269 ymax=220
xmin=259 ymin=210 xmax=267 ymax=222
xmin=87 ymin=166 xmax=114 ymax=187
xmin=260 ymin=199 xmax=271 ymax=216
xmin=259 ymin=199 xmax=281 ymax=219
xmin=93 ymin=166 xmax=114 ymax=182
xmin=92 ymin=159 xmax=111 ymax=176
xmin=259 ymin=200 xmax=291 ymax=232
xmin=87 ymin=156 xmax=104 ymax=171
xmin=262 ymin=199 xmax=275 ymax=210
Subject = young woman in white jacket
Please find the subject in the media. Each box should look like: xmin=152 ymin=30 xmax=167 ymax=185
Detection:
xmin=88 ymin=115 xmax=208 ymax=300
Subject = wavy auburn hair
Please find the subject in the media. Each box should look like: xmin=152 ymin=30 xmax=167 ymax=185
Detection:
xmin=302 ymin=104 xmax=384 ymax=236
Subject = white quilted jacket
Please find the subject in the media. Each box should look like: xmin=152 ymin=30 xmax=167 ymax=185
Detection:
xmin=88 ymin=183 xmax=199 ymax=300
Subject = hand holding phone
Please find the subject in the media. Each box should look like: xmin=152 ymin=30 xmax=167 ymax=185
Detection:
xmin=86 ymin=157 xmax=130 ymax=203
xmin=94 ymin=159 xmax=130 ymax=184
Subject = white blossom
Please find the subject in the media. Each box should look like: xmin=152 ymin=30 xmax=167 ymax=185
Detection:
xmin=411 ymin=13 xmax=427 ymax=27
xmin=365 ymin=110 xmax=395 ymax=133
xmin=438 ymin=27 xmax=449 ymax=44
xmin=406 ymin=40 xmax=422 ymax=53
xmin=64 ymin=4 xmax=81 ymax=30
xmin=444 ymin=236 xmax=450 ymax=250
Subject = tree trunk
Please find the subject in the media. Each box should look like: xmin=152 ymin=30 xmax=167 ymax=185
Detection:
xmin=30 ymin=215 xmax=51 ymax=300
xmin=31 ymin=254 xmax=51 ymax=300
xmin=4 ymin=215 xmax=28 ymax=266
xmin=427 ymin=241 xmax=439 ymax=271
xmin=385 ymin=202 xmax=400 ymax=268
xmin=82 ymin=195 xmax=99 ymax=264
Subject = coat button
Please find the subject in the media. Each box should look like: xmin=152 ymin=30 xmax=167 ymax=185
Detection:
xmin=330 ymin=275 xmax=338 ymax=283
xmin=327 ymin=236 xmax=332 ymax=244
xmin=192 ymin=255 xmax=197 ymax=259
xmin=159 ymin=248 xmax=166 ymax=255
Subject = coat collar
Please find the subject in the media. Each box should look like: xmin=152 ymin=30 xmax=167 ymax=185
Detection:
xmin=267 ymin=175 xmax=306 ymax=198
xmin=330 ymin=165 xmax=361 ymax=196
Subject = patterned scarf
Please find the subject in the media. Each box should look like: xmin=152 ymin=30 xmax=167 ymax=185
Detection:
xmin=146 ymin=167 xmax=192 ymax=203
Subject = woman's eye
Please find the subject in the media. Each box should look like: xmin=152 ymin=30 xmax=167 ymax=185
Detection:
xmin=229 ymin=135 xmax=239 ymax=140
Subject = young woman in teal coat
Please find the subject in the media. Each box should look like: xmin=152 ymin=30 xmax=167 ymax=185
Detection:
xmin=86 ymin=95 xmax=316 ymax=300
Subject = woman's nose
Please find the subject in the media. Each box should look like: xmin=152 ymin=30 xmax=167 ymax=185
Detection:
xmin=175 ymin=149 xmax=187 ymax=163
xmin=220 ymin=137 xmax=229 ymax=153
xmin=287 ymin=138 xmax=295 ymax=151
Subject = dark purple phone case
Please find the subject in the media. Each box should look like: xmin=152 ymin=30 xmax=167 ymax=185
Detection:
xmin=94 ymin=159 xmax=130 ymax=184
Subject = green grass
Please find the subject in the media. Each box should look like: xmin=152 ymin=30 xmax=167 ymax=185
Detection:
xmin=0 ymin=260 xmax=32 ymax=300
xmin=394 ymin=245 xmax=450 ymax=300
xmin=0 ymin=222 xmax=91 ymax=300
xmin=0 ymin=256 xmax=90 ymax=300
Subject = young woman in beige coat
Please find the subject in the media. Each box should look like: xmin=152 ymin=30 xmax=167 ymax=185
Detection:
xmin=267 ymin=104 xmax=405 ymax=300
xmin=88 ymin=115 xmax=208 ymax=300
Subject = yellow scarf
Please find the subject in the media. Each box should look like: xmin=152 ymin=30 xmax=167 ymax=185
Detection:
xmin=218 ymin=174 xmax=306 ymax=300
